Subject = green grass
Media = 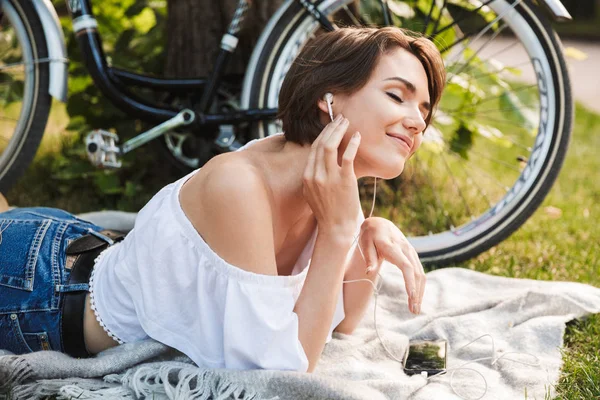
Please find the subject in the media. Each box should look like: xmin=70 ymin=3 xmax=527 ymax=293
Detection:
xmin=5 ymin=101 xmax=178 ymax=213
xmin=452 ymin=103 xmax=600 ymax=399
xmin=3 ymin=103 xmax=600 ymax=399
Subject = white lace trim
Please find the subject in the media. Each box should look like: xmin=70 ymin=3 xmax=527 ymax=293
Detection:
xmin=89 ymin=246 xmax=124 ymax=344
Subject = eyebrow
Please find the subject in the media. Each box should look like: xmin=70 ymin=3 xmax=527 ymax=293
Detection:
xmin=383 ymin=77 xmax=431 ymax=111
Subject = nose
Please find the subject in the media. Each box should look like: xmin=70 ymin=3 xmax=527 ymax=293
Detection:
xmin=402 ymin=109 xmax=426 ymax=134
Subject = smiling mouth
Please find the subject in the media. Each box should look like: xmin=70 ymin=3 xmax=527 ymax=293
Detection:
xmin=386 ymin=134 xmax=411 ymax=153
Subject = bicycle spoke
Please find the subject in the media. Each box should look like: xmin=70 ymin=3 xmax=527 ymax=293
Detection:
xmin=414 ymin=152 xmax=456 ymax=230
xmin=260 ymin=0 xmax=569 ymax=259
xmin=441 ymin=117 xmax=533 ymax=151
xmin=447 ymin=112 xmax=536 ymax=131
xmin=456 ymin=41 xmax=525 ymax=78
xmin=476 ymin=104 xmax=538 ymax=115
xmin=433 ymin=0 xmax=498 ymax=37
xmin=439 ymin=150 xmax=474 ymax=225
xmin=446 ymin=83 xmax=537 ymax=110
xmin=430 ymin=0 xmax=448 ymax=38
xmin=443 ymin=0 xmax=524 ymax=64
xmin=438 ymin=138 xmax=522 ymax=173
xmin=407 ymin=163 xmax=423 ymax=216
xmin=449 ymin=104 xmax=538 ymax=116
xmin=450 ymin=152 xmax=496 ymax=208
xmin=341 ymin=5 xmax=362 ymax=27
xmin=440 ymin=33 xmax=470 ymax=55
xmin=446 ymin=23 xmax=508 ymax=81
xmin=0 ymin=57 xmax=61 ymax=72
xmin=445 ymin=83 xmax=538 ymax=112
xmin=466 ymin=60 xmax=531 ymax=80
xmin=443 ymin=142 xmax=513 ymax=190
xmin=0 ymin=60 xmax=26 ymax=72
xmin=416 ymin=142 xmax=514 ymax=226
xmin=0 ymin=45 xmax=13 ymax=60
xmin=422 ymin=0 xmax=437 ymax=35
xmin=480 ymin=38 xmax=521 ymax=60
xmin=407 ymin=135 xmax=518 ymax=231
xmin=0 ymin=115 xmax=18 ymax=122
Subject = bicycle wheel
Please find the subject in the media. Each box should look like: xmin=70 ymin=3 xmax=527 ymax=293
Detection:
xmin=244 ymin=0 xmax=572 ymax=267
xmin=0 ymin=0 xmax=51 ymax=192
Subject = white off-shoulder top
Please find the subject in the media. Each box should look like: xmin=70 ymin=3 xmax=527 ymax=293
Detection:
xmin=89 ymin=134 xmax=347 ymax=372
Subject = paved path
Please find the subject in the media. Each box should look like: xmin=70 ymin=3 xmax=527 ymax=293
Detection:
xmin=477 ymin=37 xmax=600 ymax=113
xmin=560 ymin=39 xmax=600 ymax=113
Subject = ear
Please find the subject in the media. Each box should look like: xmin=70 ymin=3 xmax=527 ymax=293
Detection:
xmin=317 ymin=92 xmax=335 ymax=115
xmin=317 ymin=96 xmax=332 ymax=115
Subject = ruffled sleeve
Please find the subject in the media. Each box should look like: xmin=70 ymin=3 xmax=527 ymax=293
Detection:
xmin=222 ymin=279 xmax=309 ymax=372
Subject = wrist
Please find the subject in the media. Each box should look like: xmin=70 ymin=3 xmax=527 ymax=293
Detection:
xmin=317 ymin=225 xmax=357 ymax=247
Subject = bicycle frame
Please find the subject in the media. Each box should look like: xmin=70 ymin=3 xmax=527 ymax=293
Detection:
xmin=65 ymin=0 xmax=350 ymax=132
xmin=64 ymin=0 xmax=571 ymax=132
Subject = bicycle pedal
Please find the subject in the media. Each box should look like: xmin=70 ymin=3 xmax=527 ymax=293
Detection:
xmin=214 ymin=125 xmax=243 ymax=152
xmin=214 ymin=125 xmax=236 ymax=149
xmin=85 ymin=129 xmax=122 ymax=168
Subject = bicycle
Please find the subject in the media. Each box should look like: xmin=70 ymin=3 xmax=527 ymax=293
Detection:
xmin=0 ymin=0 xmax=574 ymax=266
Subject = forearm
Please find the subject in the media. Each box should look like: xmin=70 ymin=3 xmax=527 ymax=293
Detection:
xmin=335 ymin=245 xmax=378 ymax=334
xmin=294 ymin=229 xmax=355 ymax=373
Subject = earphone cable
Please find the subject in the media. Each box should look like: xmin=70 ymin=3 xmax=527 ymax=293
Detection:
xmin=339 ymin=176 xmax=541 ymax=400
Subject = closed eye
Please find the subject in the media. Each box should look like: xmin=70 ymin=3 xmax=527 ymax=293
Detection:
xmin=386 ymin=92 xmax=428 ymax=136
xmin=386 ymin=92 xmax=403 ymax=103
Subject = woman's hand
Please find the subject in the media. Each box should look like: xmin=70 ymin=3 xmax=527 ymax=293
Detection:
xmin=358 ymin=217 xmax=426 ymax=315
xmin=303 ymin=114 xmax=362 ymax=237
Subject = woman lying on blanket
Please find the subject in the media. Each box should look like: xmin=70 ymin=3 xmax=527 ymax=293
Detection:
xmin=0 ymin=26 xmax=445 ymax=373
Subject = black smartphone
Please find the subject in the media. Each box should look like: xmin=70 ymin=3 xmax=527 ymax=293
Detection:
xmin=403 ymin=339 xmax=448 ymax=376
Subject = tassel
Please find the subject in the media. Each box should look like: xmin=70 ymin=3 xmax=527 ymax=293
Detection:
xmin=108 ymin=363 xmax=263 ymax=400
xmin=0 ymin=356 xmax=33 ymax=392
xmin=58 ymin=385 xmax=137 ymax=399
xmin=10 ymin=378 xmax=125 ymax=400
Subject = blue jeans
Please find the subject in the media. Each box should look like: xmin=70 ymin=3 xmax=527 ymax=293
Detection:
xmin=0 ymin=207 xmax=105 ymax=354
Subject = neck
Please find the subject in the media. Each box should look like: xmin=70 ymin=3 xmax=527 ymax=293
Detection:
xmin=249 ymin=133 xmax=365 ymax=233
xmin=273 ymin=137 xmax=314 ymax=227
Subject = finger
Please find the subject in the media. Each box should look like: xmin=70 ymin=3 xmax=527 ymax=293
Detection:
xmin=403 ymin=249 xmax=423 ymax=314
xmin=380 ymin=241 xmax=418 ymax=314
xmin=391 ymin=229 xmax=425 ymax=314
xmin=321 ymin=113 xmax=345 ymax=142
xmin=323 ymin=118 xmax=349 ymax=173
xmin=307 ymin=122 xmax=330 ymax=180
xmin=315 ymin=138 xmax=328 ymax=184
xmin=316 ymin=113 xmax=343 ymax=148
xmin=314 ymin=116 xmax=344 ymax=177
xmin=417 ymin=270 xmax=426 ymax=314
xmin=359 ymin=232 xmax=380 ymax=275
xmin=414 ymin=253 xmax=426 ymax=314
xmin=304 ymin=140 xmax=317 ymax=182
xmin=323 ymin=115 xmax=350 ymax=150
xmin=341 ymin=131 xmax=361 ymax=177
xmin=365 ymin=252 xmax=384 ymax=276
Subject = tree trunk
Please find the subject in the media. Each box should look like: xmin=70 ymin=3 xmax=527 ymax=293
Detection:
xmin=165 ymin=0 xmax=284 ymax=78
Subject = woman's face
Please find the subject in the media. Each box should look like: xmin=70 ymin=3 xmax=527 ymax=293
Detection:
xmin=320 ymin=47 xmax=431 ymax=179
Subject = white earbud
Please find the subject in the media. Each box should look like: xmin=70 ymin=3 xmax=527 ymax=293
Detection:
xmin=324 ymin=92 xmax=334 ymax=122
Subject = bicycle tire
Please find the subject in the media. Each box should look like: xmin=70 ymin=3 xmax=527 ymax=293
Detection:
xmin=0 ymin=0 xmax=51 ymax=192
xmin=243 ymin=0 xmax=573 ymax=266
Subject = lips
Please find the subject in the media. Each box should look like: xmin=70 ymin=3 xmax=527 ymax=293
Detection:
xmin=386 ymin=133 xmax=412 ymax=152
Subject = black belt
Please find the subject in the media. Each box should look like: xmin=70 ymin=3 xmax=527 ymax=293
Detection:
xmin=61 ymin=230 xmax=125 ymax=358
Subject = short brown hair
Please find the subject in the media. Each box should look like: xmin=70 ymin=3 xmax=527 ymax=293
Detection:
xmin=277 ymin=27 xmax=446 ymax=145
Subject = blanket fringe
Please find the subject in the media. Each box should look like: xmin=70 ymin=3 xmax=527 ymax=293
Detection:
xmin=58 ymin=385 xmax=137 ymax=399
xmin=106 ymin=364 xmax=262 ymax=400
xmin=0 ymin=356 xmax=32 ymax=393
xmin=10 ymin=378 xmax=127 ymax=400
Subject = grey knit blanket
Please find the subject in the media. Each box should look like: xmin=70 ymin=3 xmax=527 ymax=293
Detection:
xmin=0 ymin=211 xmax=599 ymax=400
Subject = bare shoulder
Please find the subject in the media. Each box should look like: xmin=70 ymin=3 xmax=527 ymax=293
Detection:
xmin=180 ymin=155 xmax=278 ymax=276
